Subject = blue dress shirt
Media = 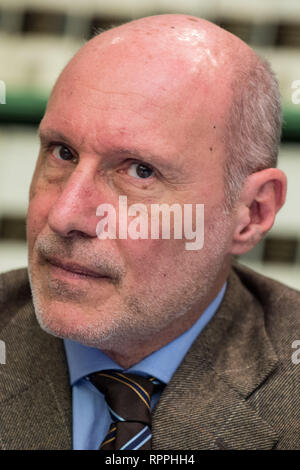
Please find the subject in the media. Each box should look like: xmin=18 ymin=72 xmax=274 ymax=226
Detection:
xmin=64 ymin=283 xmax=226 ymax=450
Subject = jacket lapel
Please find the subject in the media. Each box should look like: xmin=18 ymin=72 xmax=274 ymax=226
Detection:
xmin=0 ymin=298 xmax=72 ymax=449
xmin=152 ymin=267 xmax=279 ymax=450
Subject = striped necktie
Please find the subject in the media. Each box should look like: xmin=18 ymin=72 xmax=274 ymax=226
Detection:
xmin=88 ymin=370 xmax=162 ymax=450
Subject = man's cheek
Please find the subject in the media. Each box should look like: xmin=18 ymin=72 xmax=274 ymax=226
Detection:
xmin=120 ymin=237 xmax=182 ymax=278
xmin=27 ymin=192 xmax=55 ymax=244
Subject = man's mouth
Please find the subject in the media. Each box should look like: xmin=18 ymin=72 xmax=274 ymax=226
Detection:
xmin=45 ymin=256 xmax=111 ymax=280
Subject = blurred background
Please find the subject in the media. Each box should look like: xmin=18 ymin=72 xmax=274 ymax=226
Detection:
xmin=0 ymin=0 xmax=299 ymax=289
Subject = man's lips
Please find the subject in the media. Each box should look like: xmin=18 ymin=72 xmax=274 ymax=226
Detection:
xmin=45 ymin=257 xmax=110 ymax=279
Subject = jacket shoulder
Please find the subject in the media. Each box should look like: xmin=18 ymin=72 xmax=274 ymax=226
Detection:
xmin=232 ymin=261 xmax=300 ymax=355
xmin=0 ymin=268 xmax=31 ymax=330
xmin=232 ymin=263 xmax=300 ymax=449
xmin=232 ymin=261 xmax=300 ymax=302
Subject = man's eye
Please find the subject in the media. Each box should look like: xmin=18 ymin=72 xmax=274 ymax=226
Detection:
xmin=52 ymin=145 xmax=76 ymax=162
xmin=127 ymin=162 xmax=154 ymax=179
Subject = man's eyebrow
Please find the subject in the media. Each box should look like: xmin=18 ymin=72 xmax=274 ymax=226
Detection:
xmin=37 ymin=130 xmax=180 ymax=174
xmin=38 ymin=128 xmax=74 ymax=146
xmin=107 ymin=146 xmax=179 ymax=173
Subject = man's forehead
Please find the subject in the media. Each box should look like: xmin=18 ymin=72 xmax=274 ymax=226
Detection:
xmin=50 ymin=14 xmax=251 ymax=127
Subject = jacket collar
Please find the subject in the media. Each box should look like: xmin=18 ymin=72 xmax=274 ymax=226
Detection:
xmin=152 ymin=267 xmax=279 ymax=450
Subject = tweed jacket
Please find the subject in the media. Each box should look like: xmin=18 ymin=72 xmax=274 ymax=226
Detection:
xmin=0 ymin=263 xmax=299 ymax=450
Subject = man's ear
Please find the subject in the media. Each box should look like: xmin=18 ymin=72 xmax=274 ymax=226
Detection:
xmin=230 ymin=168 xmax=287 ymax=255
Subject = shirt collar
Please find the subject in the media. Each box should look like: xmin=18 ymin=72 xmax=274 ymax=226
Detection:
xmin=64 ymin=282 xmax=226 ymax=386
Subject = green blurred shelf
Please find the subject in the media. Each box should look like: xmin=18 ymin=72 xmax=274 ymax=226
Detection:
xmin=282 ymin=106 xmax=300 ymax=142
xmin=0 ymin=91 xmax=47 ymax=125
xmin=0 ymin=92 xmax=300 ymax=141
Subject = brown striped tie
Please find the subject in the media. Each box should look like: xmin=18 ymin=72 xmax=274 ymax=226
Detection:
xmin=89 ymin=370 xmax=161 ymax=450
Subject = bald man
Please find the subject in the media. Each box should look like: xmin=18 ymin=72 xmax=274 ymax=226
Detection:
xmin=0 ymin=14 xmax=299 ymax=450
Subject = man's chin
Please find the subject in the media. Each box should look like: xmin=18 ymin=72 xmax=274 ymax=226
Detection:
xmin=34 ymin=308 xmax=103 ymax=348
xmin=31 ymin=294 xmax=122 ymax=351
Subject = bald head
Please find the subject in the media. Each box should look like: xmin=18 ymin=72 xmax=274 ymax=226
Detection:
xmin=62 ymin=14 xmax=256 ymax=116
xmin=86 ymin=14 xmax=255 ymax=67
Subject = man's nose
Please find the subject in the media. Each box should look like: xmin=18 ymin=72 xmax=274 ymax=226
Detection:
xmin=48 ymin=166 xmax=111 ymax=239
